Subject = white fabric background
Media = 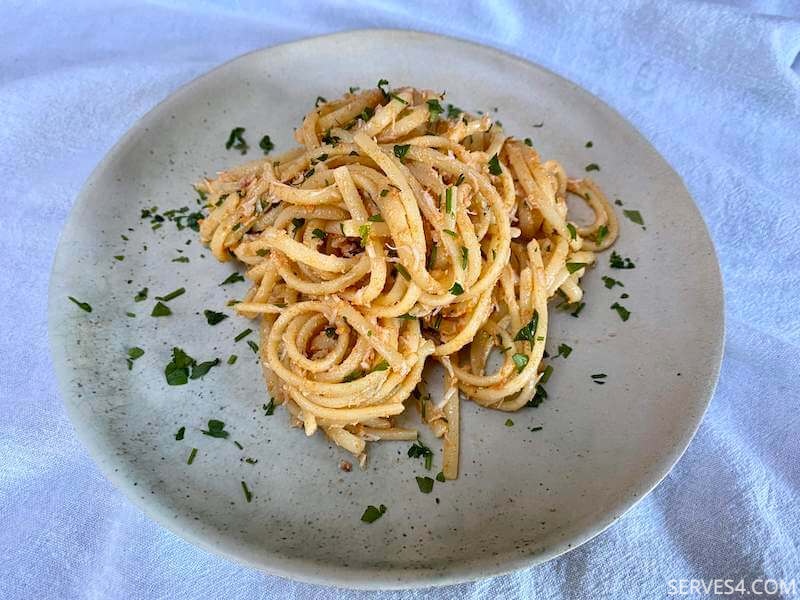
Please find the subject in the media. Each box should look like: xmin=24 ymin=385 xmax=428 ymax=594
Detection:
xmin=1 ymin=1 xmax=799 ymax=598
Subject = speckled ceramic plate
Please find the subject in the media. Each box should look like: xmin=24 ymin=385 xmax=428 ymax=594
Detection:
xmin=48 ymin=30 xmax=723 ymax=589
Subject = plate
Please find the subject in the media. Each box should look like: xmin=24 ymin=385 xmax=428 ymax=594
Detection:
xmin=48 ymin=29 xmax=723 ymax=589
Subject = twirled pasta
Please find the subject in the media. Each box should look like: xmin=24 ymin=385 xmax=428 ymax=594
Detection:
xmin=195 ymin=85 xmax=617 ymax=478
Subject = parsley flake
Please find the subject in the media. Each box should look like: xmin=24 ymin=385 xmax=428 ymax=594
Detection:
xmin=68 ymin=296 xmax=92 ymax=313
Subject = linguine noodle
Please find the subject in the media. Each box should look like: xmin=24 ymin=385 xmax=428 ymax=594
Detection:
xmin=195 ymin=85 xmax=617 ymax=479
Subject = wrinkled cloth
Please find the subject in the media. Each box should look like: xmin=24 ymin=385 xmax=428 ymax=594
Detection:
xmin=1 ymin=1 xmax=799 ymax=598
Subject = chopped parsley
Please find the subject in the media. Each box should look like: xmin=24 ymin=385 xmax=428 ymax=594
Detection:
xmin=68 ymin=296 xmax=92 ymax=313
xmin=227 ymin=354 xmax=237 ymax=365
xmin=408 ymin=441 xmax=433 ymax=470
xmin=488 ymin=154 xmax=502 ymax=175
xmin=241 ymin=481 xmax=253 ymax=503
xmin=234 ymin=328 xmax=253 ymax=342
xmin=358 ymin=224 xmax=370 ymax=247
xmin=126 ymin=347 xmax=144 ymax=370
xmin=460 ymin=247 xmax=468 ymax=270
xmin=602 ymin=276 xmax=623 ymax=289
xmin=187 ymin=448 xmax=198 ymax=464
xmin=393 ymin=144 xmax=410 ymax=161
xmin=527 ymin=384 xmax=547 ymax=407
xmin=220 ymin=272 xmax=246 ymax=285
xmin=585 ymin=141 xmax=593 ymax=148
xmin=445 ymin=187 xmax=453 ymax=214
xmin=225 ymin=127 xmax=248 ymax=154
xmin=566 ymin=262 xmax=587 ymax=274
xmin=175 ymin=426 xmax=185 ymax=441
xmin=557 ymin=343 xmax=573 ymax=358
xmin=134 ymin=287 xmax=148 ymax=302
xmin=164 ymin=347 xmax=219 ymax=385
xmin=201 ymin=419 xmax=229 ymax=439
xmin=291 ymin=217 xmax=305 ymax=233
xmin=204 ymin=310 xmax=227 ymax=325
xmin=623 ymin=209 xmax=645 ymax=227
xmin=155 ymin=287 xmax=185 ymax=302
xmin=505 ymin=419 xmax=514 ymax=427
xmin=367 ymin=213 xmax=384 ymax=222
xmin=513 ymin=311 xmax=539 ymax=345
xmin=324 ymin=326 xmax=338 ymax=338
xmin=389 ymin=93 xmax=408 ymax=105
xmin=416 ymin=476 xmax=434 ymax=494
xmin=244 ymin=458 xmax=258 ymax=464
xmin=342 ymin=370 xmax=363 ymax=383
xmin=371 ymin=360 xmax=389 ymax=372
xmin=594 ymin=225 xmax=609 ymax=245
xmin=247 ymin=340 xmax=259 ymax=354
xmin=524 ymin=138 xmax=533 ymax=147
xmin=125 ymin=312 xmax=136 ymax=318
xmin=449 ymin=282 xmax=464 ymax=295
xmin=114 ymin=255 xmax=124 ymax=261
xmin=446 ymin=104 xmax=462 ymax=119
xmin=263 ymin=399 xmax=275 ymax=416
xmin=610 ymin=302 xmax=631 ymax=322
xmin=311 ymin=228 xmax=327 ymax=240
xmin=395 ymin=264 xmax=411 ymax=280
xmin=315 ymin=96 xmax=327 ymax=107
xmin=427 ymin=243 xmax=438 ymax=270
xmin=259 ymin=135 xmax=274 ymax=154
xmin=567 ymin=223 xmax=577 ymax=240
xmin=436 ymin=471 xmax=446 ymax=482
xmin=512 ymin=353 xmax=529 ymax=373
xmin=151 ymin=302 xmax=172 ymax=317
xmin=377 ymin=78 xmax=390 ymax=97
xmin=570 ymin=302 xmax=586 ymax=318
xmin=171 ymin=256 xmax=189 ymax=263
xmin=443 ymin=229 xmax=457 ymax=238
xmin=591 ymin=373 xmax=607 ymax=385
xmin=361 ymin=504 xmax=387 ymax=523
xmin=426 ymin=98 xmax=444 ymax=121
xmin=609 ymin=251 xmax=635 ymax=269
xmin=540 ymin=364 xmax=554 ymax=384
xmin=585 ymin=163 xmax=600 ymax=172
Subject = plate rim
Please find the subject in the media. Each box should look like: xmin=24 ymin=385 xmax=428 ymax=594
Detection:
xmin=48 ymin=27 xmax=725 ymax=590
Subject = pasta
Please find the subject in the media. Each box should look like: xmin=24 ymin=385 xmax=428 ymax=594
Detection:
xmin=195 ymin=85 xmax=617 ymax=479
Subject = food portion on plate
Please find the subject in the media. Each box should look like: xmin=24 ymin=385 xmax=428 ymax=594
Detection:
xmin=194 ymin=83 xmax=617 ymax=479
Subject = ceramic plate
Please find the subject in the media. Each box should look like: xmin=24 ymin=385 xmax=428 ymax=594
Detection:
xmin=48 ymin=30 xmax=723 ymax=589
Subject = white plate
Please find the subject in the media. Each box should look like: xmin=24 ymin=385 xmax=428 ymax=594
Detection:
xmin=48 ymin=30 xmax=723 ymax=589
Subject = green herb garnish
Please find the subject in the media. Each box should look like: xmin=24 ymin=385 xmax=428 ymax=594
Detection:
xmin=488 ymin=154 xmax=502 ymax=175
xmin=227 ymin=354 xmax=237 ymax=365
xmin=540 ymin=364 xmax=553 ymax=384
xmin=259 ymin=135 xmax=274 ymax=154
xmin=358 ymin=224 xmax=370 ymax=247
xmin=134 ymin=287 xmax=148 ymax=302
xmin=312 ymin=228 xmax=327 ymax=240
xmin=585 ymin=141 xmax=593 ymax=148
xmin=240 ymin=481 xmax=253 ymax=503
xmin=247 ymin=340 xmax=259 ymax=354
xmin=610 ymin=302 xmax=631 ymax=321
xmin=524 ymin=138 xmax=533 ymax=147
xmin=190 ymin=358 xmax=220 ymax=379
xmin=408 ymin=441 xmax=433 ymax=470
xmin=361 ymin=504 xmax=387 ymax=523
xmin=151 ymin=302 xmax=172 ymax=317
xmin=602 ymin=276 xmax=623 ymax=289
xmin=443 ymin=229 xmax=457 ymax=238
xmin=623 ymin=209 xmax=644 ymax=226
xmin=175 ymin=426 xmax=185 ymax=441
xmin=567 ymin=223 xmax=577 ymax=240
xmin=505 ymin=419 xmax=514 ymax=427
xmin=566 ymin=262 xmax=587 ymax=274
xmin=68 ymin=296 xmax=92 ymax=313
xmin=426 ymin=99 xmax=444 ymax=121
xmin=557 ymin=343 xmax=573 ymax=358
xmin=594 ymin=225 xmax=609 ymax=245
xmin=204 ymin=310 xmax=227 ymax=325
xmin=201 ymin=419 xmax=229 ymax=439
xmin=225 ymin=127 xmax=248 ymax=154
xmin=263 ymin=399 xmax=275 ymax=416
xmin=156 ymin=287 xmax=185 ymax=302
xmin=367 ymin=214 xmax=384 ymax=222
xmin=513 ymin=311 xmax=539 ymax=345
xmin=395 ymin=264 xmax=411 ymax=280
xmin=164 ymin=347 xmax=193 ymax=385
xmin=220 ymin=272 xmax=245 ymax=285
xmin=609 ymin=251 xmax=635 ymax=269
xmin=187 ymin=448 xmax=198 ymax=464
xmin=445 ymin=187 xmax=453 ymax=214
xmin=460 ymin=247 xmax=468 ymax=270
xmin=291 ymin=217 xmax=305 ymax=233
xmin=446 ymin=104 xmax=462 ymax=119
xmin=512 ymin=353 xmax=529 ymax=373
xmin=585 ymin=163 xmax=600 ymax=172
xmin=449 ymin=282 xmax=464 ymax=295
xmin=436 ymin=471 xmax=446 ymax=482
xmin=234 ymin=328 xmax=252 ymax=342
xmin=393 ymin=144 xmax=410 ymax=161
xmin=416 ymin=476 xmax=434 ymax=493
